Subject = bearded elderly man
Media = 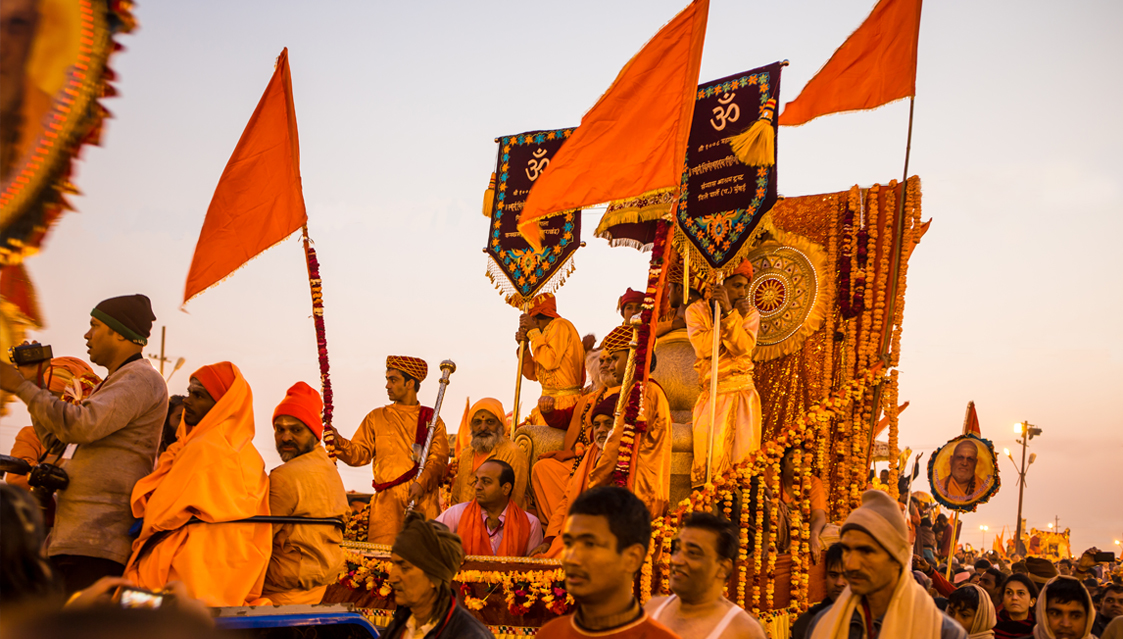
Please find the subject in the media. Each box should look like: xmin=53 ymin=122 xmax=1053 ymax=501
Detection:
xmin=331 ymin=356 xmax=449 ymax=544
xmin=437 ymin=459 xmax=543 ymax=557
xmin=687 ymin=260 xmax=761 ymax=486
xmin=381 ymin=511 xmax=493 ymax=639
xmin=125 ymin=362 xmax=271 ymax=606
xmin=0 ymin=295 xmax=167 ymax=594
xmin=646 ymin=512 xmax=766 ymax=638
xmin=518 ymin=293 xmax=586 ymax=427
xmin=806 ymin=490 xmax=965 ymax=639
xmin=263 ymin=382 xmax=349 ymax=604
xmin=450 ymin=398 xmax=528 ymax=508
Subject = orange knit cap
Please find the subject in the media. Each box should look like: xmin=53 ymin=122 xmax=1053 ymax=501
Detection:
xmin=191 ymin=362 xmax=237 ymax=402
xmin=598 ymin=324 xmax=633 ymax=354
xmin=386 ymin=356 xmax=428 ymax=382
xmin=729 ymin=258 xmax=754 ymax=281
xmin=273 ymin=381 xmax=324 ymax=440
xmin=527 ymin=293 xmax=560 ymax=319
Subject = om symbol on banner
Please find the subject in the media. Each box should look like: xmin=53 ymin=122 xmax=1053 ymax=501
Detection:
xmin=710 ymin=93 xmax=740 ymax=131
xmin=525 ymin=148 xmax=550 ymax=181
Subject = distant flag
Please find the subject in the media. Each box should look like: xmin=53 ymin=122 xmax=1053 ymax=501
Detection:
xmin=779 ymin=0 xmax=922 ymax=127
xmin=183 ymin=48 xmax=307 ymax=306
xmin=962 ymin=400 xmax=981 ymax=436
xmin=517 ymin=0 xmax=710 ymax=250
xmin=993 ymin=525 xmax=1008 ymax=558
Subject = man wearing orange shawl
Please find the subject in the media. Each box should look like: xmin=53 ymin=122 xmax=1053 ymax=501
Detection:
xmin=687 ymin=259 xmax=761 ymax=486
xmin=331 ymin=356 xmax=449 ymax=545
xmin=531 ymin=336 xmax=621 ymax=528
xmin=450 ymin=397 xmax=528 ymax=509
xmin=531 ymin=393 xmax=616 ymax=558
xmin=124 ymin=362 xmax=272 ymax=606
xmin=518 ymin=294 xmax=585 ymax=427
xmin=437 ymin=459 xmax=542 ymax=557
xmin=589 ymin=326 xmax=673 ymax=516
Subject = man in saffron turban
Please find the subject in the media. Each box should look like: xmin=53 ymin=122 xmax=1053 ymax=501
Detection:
xmin=330 ymin=356 xmax=449 ymax=544
xmin=687 ymin=259 xmax=761 ymax=486
xmin=518 ymin=294 xmax=586 ymax=428
xmin=124 ymin=362 xmax=272 ymax=606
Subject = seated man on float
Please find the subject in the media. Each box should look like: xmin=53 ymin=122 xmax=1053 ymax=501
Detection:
xmin=531 ymin=393 xmax=616 ymax=558
xmin=646 ymin=512 xmax=766 ymax=639
xmin=263 ymin=382 xmax=349 ymax=604
xmin=437 ymin=459 xmax=543 ymax=557
xmin=778 ymin=447 xmax=828 ymax=561
xmin=587 ymin=325 xmax=672 ymax=518
xmin=655 ymin=260 xmax=704 ymax=339
xmin=450 ymin=398 xmax=528 ymax=509
xmin=532 ymin=349 xmax=618 ymax=527
xmin=518 ymin=294 xmax=586 ymax=428
xmin=124 ymin=363 xmax=272 ymax=606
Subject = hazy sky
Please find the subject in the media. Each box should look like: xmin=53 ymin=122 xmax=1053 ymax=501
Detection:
xmin=2 ymin=0 xmax=1120 ymax=553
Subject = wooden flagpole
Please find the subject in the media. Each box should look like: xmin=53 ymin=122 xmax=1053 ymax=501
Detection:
xmin=706 ymin=276 xmax=723 ymax=485
xmin=511 ymin=302 xmax=530 ymax=437
xmin=879 ymin=96 xmax=915 ymax=362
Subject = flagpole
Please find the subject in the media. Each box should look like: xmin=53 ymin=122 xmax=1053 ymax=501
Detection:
xmin=706 ymin=277 xmax=723 ymax=485
xmin=879 ymin=96 xmax=915 ymax=363
xmin=511 ymin=302 xmax=530 ymax=436
xmin=302 ymin=225 xmax=336 ymax=460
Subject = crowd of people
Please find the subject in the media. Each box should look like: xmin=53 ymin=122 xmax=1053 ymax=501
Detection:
xmin=1 ymin=285 xmax=1119 ymax=639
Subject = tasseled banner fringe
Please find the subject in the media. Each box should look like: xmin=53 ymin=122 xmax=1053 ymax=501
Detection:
xmin=485 ymin=254 xmax=576 ymax=310
xmin=482 ymin=172 xmax=495 ymax=218
xmin=729 ymin=98 xmax=777 ymax=167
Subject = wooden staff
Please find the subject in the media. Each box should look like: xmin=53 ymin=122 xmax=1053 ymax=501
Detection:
xmin=945 ymin=509 xmax=961 ymax=581
xmin=511 ymin=302 xmax=530 ymax=437
xmin=706 ymin=275 xmax=724 ymax=485
xmin=605 ymin=324 xmax=641 ymax=446
xmin=406 ymin=359 xmax=456 ymax=513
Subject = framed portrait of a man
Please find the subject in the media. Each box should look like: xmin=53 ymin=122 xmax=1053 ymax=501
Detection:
xmin=927 ymin=434 xmax=1000 ymax=512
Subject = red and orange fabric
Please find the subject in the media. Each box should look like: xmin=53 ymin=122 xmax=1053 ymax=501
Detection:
xmin=517 ymin=0 xmax=710 ymax=250
xmin=617 ymin=288 xmax=645 ymax=314
xmin=458 ymin=499 xmax=533 ymax=557
xmin=527 ymin=293 xmax=560 ymax=319
xmin=779 ymin=0 xmax=922 ymax=127
xmin=183 ymin=48 xmax=307 ymax=305
xmin=521 ymin=300 xmax=585 ymax=427
xmin=124 ymin=362 xmax=272 ymax=606
xmin=4 ymin=426 xmax=45 ymax=491
xmin=599 ymin=324 xmax=633 ymax=354
xmin=386 ymin=355 xmax=428 ymax=382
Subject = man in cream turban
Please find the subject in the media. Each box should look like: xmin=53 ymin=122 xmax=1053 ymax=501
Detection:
xmin=380 ymin=512 xmax=493 ymax=639
xmin=807 ymin=490 xmax=966 ymax=639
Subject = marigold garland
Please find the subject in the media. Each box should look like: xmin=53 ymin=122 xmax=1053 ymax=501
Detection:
xmin=303 ymin=230 xmax=336 ymax=458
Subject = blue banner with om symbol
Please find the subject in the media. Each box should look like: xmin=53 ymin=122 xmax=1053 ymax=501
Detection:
xmin=675 ymin=62 xmax=784 ymax=275
xmin=485 ymin=128 xmax=582 ymax=309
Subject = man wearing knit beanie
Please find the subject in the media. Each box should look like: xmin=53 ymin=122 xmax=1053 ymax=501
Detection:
xmin=0 ymin=295 xmax=167 ymax=595
xmin=263 ymin=382 xmax=349 ymax=604
xmin=380 ymin=512 xmax=492 ymax=639
xmin=808 ymin=490 xmax=966 ymax=639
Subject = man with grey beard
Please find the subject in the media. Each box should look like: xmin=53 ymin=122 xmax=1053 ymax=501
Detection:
xmin=264 ymin=382 xmax=349 ymax=604
xmin=449 ymin=397 xmax=529 ymax=509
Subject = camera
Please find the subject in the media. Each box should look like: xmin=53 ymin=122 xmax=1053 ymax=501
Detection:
xmin=9 ymin=343 xmax=53 ymax=366
xmin=28 ymin=462 xmax=69 ymax=493
xmin=117 ymin=586 xmax=172 ymax=609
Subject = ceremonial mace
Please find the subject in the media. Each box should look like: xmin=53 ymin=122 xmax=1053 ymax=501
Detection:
xmin=406 ymin=359 xmax=456 ymax=513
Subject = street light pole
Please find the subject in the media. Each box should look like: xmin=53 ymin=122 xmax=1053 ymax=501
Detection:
xmin=1007 ymin=420 xmax=1042 ymax=556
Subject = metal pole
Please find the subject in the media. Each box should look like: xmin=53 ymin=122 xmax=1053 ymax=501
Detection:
xmin=407 ymin=360 xmax=456 ymax=513
xmin=880 ymin=96 xmax=916 ymax=363
xmin=706 ymin=297 xmax=721 ymax=485
xmin=1014 ymin=423 xmax=1027 ymax=554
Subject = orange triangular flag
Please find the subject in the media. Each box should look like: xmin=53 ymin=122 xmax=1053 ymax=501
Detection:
xmin=962 ymin=400 xmax=981 ymax=436
xmin=517 ymin=0 xmax=709 ymax=249
xmin=779 ymin=0 xmax=922 ymax=127
xmin=183 ymin=48 xmax=307 ymax=305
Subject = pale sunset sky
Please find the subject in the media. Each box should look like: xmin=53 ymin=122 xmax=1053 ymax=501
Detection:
xmin=2 ymin=1 xmax=1120 ymax=552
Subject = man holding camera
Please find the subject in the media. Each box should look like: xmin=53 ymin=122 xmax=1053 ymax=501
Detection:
xmin=0 ymin=294 xmax=169 ymax=594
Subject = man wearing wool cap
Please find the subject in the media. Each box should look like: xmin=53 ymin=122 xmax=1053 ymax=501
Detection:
xmin=380 ymin=512 xmax=494 ymax=639
xmin=807 ymin=489 xmax=966 ymax=639
xmin=263 ymin=382 xmax=349 ymax=604
xmin=0 ymin=294 xmax=168 ymax=594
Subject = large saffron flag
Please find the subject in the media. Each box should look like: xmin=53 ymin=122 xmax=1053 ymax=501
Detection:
xmin=517 ymin=0 xmax=709 ymax=250
xmin=779 ymin=0 xmax=922 ymax=127
xmin=183 ymin=48 xmax=307 ymax=305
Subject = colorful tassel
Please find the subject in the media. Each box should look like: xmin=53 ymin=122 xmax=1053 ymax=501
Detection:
xmin=482 ymin=172 xmax=496 ymax=218
xmin=729 ymin=98 xmax=777 ymax=167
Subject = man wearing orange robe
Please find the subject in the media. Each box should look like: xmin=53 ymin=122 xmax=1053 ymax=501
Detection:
xmin=518 ymin=294 xmax=585 ymax=427
xmin=687 ymin=259 xmax=761 ymax=486
xmin=124 ymin=362 xmax=272 ymax=606
xmin=331 ymin=356 xmax=449 ymax=545
xmin=437 ymin=459 xmax=543 ymax=557
xmin=264 ymin=382 xmax=349 ymax=604
xmin=531 ymin=346 xmax=620 ymax=528
xmin=588 ymin=325 xmax=673 ymax=518
xmin=450 ymin=397 xmax=528 ymax=508
xmin=531 ymin=393 xmax=616 ymax=558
